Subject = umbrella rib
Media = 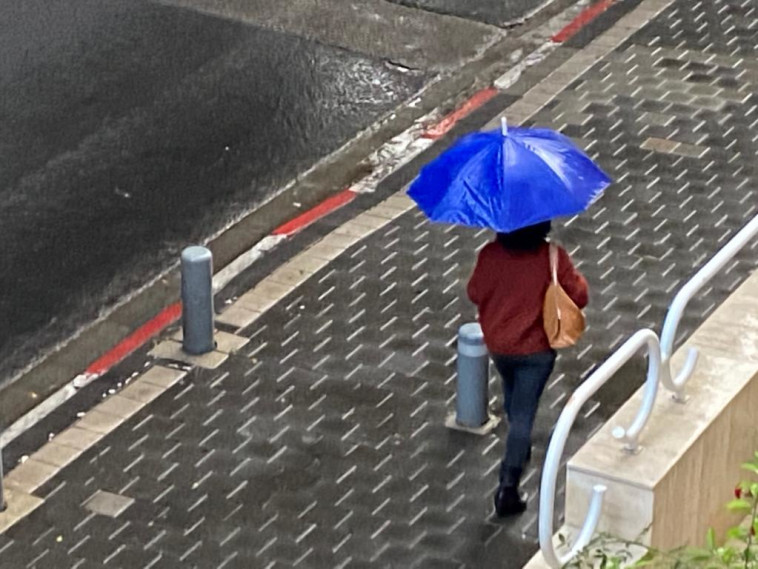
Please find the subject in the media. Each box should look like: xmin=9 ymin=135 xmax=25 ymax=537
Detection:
xmin=518 ymin=136 xmax=595 ymax=212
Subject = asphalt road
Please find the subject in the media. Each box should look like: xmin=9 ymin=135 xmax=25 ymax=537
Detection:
xmin=0 ymin=0 xmax=546 ymax=385
xmin=388 ymin=0 xmax=552 ymax=26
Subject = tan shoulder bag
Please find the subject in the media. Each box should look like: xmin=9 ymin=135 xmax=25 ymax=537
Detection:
xmin=543 ymin=243 xmax=586 ymax=349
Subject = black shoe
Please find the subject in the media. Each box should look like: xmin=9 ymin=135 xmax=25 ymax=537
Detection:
xmin=494 ymin=485 xmax=528 ymax=517
xmin=525 ymin=446 xmax=532 ymax=463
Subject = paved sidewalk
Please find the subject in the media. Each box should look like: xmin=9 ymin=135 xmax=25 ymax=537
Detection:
xmin=1 ymin=0 xmax=757 ymax=567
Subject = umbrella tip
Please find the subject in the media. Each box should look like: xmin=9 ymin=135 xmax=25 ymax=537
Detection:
xmin=501 ymin=117 xmax=508 ymax=136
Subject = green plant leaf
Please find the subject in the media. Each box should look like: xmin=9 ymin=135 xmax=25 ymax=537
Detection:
xmin=726 ymin=526 xmax=747 ymax=540
xmin=707 ymin=528 xmax=717 ymax=550
xmin=750 ymin=482 xmax=758 ymax=497
xmin=719 ymin=546 xmax=736 ymax=564
xmin=742 ymin=462 xmax=758 ymax=474
xmin=689 ymin=547 xmax=716 ymax=561
xmin=726 ymin=498 xmax=752 ymax=513
xmin=633 ymin=551 xmax=656 ymax=567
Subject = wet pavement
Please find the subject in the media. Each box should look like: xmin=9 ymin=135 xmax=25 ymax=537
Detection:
xmin=0 ymin=0 xmax=429 ymax=384
xmin=1 ymin=0 xmax=757 ymax=566
xmin=158 ymin=0 xmax=506 ymax=72
xmin=387 ymin=0 xmax=551 ymax=27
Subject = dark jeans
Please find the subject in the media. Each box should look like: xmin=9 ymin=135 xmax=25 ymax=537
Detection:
xmin=492 ymin=350 xmax=556 ymax=483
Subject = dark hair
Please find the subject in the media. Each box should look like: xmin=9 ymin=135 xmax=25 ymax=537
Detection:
xmin=496 ymin=221 xmax=551 ymax=251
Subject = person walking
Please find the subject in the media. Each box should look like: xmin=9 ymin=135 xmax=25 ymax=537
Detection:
xmin=467 ymin=221 xmax=589 ymax=517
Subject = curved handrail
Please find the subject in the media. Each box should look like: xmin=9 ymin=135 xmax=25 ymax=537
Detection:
xmin=539 ymin=329 xmax=662 ymax=568
xmin=611 ymin=330 xmax=662 ymax=453
xmin=659 ymin=215 xmax=758 ymax=402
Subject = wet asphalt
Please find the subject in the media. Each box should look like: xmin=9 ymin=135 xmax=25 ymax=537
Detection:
xmin=0 ymin=0 xmax=546 ymax=385
xmin=388 ymin=0 xmax=549 ymax=26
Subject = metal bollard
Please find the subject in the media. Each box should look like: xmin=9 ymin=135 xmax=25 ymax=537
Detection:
xmin=455 ymin=322 xmax=489 ymax=428
xmin=181 ymin=246 xmax=215 ymax=355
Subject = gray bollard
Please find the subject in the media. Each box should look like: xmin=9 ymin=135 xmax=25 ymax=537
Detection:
xmin=181 ymin=246 xmax=215 ymax=355
xmin=455 ymin=322 xmax=489 ymax=428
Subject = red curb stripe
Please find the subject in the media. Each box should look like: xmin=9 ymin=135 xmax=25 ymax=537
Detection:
xmin=422 ymin=87 xmax=499 ymax=140
xmin=82 ymin=188 xmax=358 ymax=378
xmin=85 ymin=302 xmax=182 ymax=376
xmin=272 ymin=188 xmax=357 ymax=236
xmin=552 ymin=0 xmax=615 ymax=43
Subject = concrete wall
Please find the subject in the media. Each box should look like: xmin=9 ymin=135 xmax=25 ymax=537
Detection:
xmin=526 ymin=269 xmax=758 ymax=567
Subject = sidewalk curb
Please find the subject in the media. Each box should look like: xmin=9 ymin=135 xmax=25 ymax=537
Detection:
xmin=552 ymin=0 xmax=615 ymax=42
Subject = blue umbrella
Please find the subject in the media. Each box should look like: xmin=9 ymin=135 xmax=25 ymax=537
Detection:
xmin=408 ymin=118 xmax=611 ymax=233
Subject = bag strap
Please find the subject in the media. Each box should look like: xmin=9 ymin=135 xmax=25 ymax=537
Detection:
xmin=548 ymin=243 xmax=563 ymax=320
xmin=549 ymin=243 xmax=559 ymax=284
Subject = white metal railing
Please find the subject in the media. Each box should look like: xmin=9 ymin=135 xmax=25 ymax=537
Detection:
xmin=539 ymin=214 xmax=758 ymax=568
xmin=539 ymin=329 xmax=662 ymax=568
xmin=660 ymin=215 xmax=758 ymax=402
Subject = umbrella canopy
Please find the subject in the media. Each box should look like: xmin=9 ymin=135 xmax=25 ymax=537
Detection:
xmin=408 ymin=119 xmax=611 ymax=233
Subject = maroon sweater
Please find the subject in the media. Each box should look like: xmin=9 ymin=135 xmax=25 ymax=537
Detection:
xmin=467 ymin=241 xmax=589 ymax=355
